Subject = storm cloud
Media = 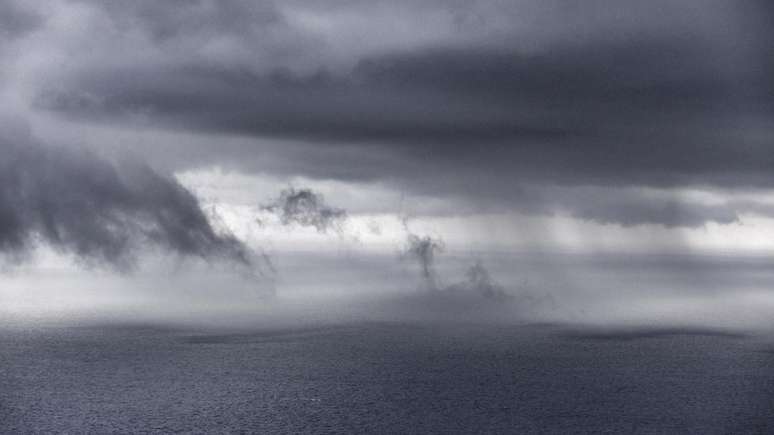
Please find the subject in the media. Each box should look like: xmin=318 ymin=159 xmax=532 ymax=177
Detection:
xmin=0 ymin=117 xmax=252 ymax=271
xmin=4 ymin=1 xmax=774 ymax=229
xmin=0 ymin=0 xmax=42 ymax=40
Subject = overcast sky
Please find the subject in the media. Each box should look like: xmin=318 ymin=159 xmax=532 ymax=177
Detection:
xmin=2 ymin=0 xmax=774 ymax=276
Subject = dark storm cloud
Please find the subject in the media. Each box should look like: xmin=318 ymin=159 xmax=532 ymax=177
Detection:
xmin=540 ymin=188 xmax=741 ymax=228
xmin=568 ymin=198 xmax=738 ymax=229
xmin=528 ymin=187 xmax=774 ymax=228
xmin=0 ymin=118 xmax=252 ymax=270
xmin=37 ymin=39 xmax=735 ymax=146
xmin=16 ymin=1 xmax=774 ymax=227
xmin=85 ymin=0 xmax=282 ymax=42
xmin=0 ymin=1 xmax=43 ymax=40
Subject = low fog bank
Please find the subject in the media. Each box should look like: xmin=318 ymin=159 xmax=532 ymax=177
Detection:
xmin=4 ymin=250 xmax=774 ymax=337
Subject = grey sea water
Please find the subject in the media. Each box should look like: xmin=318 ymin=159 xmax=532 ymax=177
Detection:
xmin=1 ymin=322 xmax=774 ymax=433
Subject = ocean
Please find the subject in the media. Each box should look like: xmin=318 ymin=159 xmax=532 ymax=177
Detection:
xmin=2 ymin=321 xmax=774 ymax=433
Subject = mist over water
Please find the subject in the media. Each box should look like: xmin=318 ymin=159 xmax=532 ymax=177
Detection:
xmin=4 ymin=249 xmax=774 ymax=336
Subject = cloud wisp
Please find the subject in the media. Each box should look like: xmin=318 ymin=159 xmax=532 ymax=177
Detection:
xmin=260 ymin=187 xmax=348 ymax=235
xmin=403 ymin=233 xmax=445 ymax=291
xmin=445 ymin=261 xmax=509 ymax=300
xmin=400 ymin=217 xmax=511 ymax=300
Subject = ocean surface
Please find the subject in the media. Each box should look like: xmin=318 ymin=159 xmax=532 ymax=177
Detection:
xmin=2 ymin=321 xmax=774 ymax=433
